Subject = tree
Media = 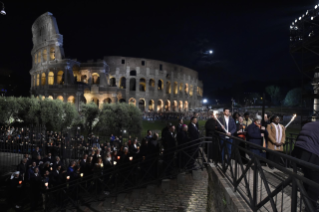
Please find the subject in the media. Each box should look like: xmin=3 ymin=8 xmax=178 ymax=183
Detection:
xmin=284 ymin=88 xmax=302 ymax=106
xmin=265 ymin=85 xmax=281 ymax=105
xmin=96 ymin=103 xmax=142 ymax=137
xmin=80 ymin=102 xmax=99 ymax=133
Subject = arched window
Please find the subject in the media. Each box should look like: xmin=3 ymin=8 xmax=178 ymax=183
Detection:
xmin=139 ymin=78 xmax=146 ymax=92
xmin=37 ymin=52 xmax=41 ymax=63
xmin=73 ymin=66 xmax=80 ymax=82
xmin=174 ymin=82 xmax=178 ymax=94
xmin=57 ymin=95 xmax=64 ymax=101
xmin=165 ymin=100 xmax=171 ymax=111
xmin=179 ymin=101 xmax=183 ymax=112
xmin=189 ymin=85 xmax=193 ymax=96
xmin=43 ymin=49 xmax=47 ymax=62
xmin=103 ymin=98 xmax=112 ymax=104
xmin=34 ymin=54 xmax=37 ymax=64
xmin=185 ymin=83 xmax=189 ymax=94
xmin=148 ymin=100 xmax=154 ymax=111
xmin=158 ymin=79 xmax=163 ymax=91
xmin=109 ymin=77 xmax=116 ymax=86
xmin=67 ymin=96 xmax=75 ymax=104
xmin=184 ymin=101 xmax=189 ymax=111
xmin=166 ymin=81 xmax=171 ymax=94
xmin=149 ymin=79 xmax=155 ymax=87
xmin=37 ymin=74 xmax=40 ymax=86
xmin=48 ymin=96 xmax=53 ymax=100
xmin=139 ymin=99 xmax=145 ymax=111
xmin=129 ymin=78 xmax=136 ymax=91
xmin=57 ymin=71 xmax=64 ymax=85
xmin=130 ymin=70 xmax=137 ymax=76
xmin=157 ymin=99 xmax=163 ymax=112
xmin=173 ymin=100 xmax=178 ymax=111
xmin=48 ymin=72 xmax=54 ymax=85
xmin=92 ymin=73 xmax=100 ymax=84
xmin=41 ymin=73 xmax=46 ymax=86
xmin=50 ymin=47 xmax=55 ymax=60
xmin=179 ymin=83 xmax=183 ymax=92
xmin=119 ymin=77 xmax=126 ymax=89
xmin=92 ymin=97 xmax=99 ymax=107
xmin=129 ymin=98 xmax=136 ymax=106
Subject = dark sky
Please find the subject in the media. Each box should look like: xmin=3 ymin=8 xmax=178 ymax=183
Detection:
xmin=0 ymin=0 xmax=316 ymax=97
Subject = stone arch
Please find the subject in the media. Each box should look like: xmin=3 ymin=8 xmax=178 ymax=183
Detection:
xmin=34 ymin=54 xmax=37 ymax=64
xmin=57 ymin=95 xmax=64 ymax=101
xmin=184 ymin=101 xmax=189 ymax=111
xmin=139 ymin=78 xmax=146 ymax=92
xmin=50 ymin=47 xmax=55 ymax=60
xmin=179 ymin=83 xmax=183 ymax=92
xmin=130 ymin=70 xmax=137 ymax=76
xmin=173 ymin=100 xmax=178 ymax=111
xmin=129 ymin=78 xmax=136 ymax=91
xmin=129 ymin=98 xmax=136 ymax=106
xmin=148 ymin=99 xmax=155 ymax=111
xmin=185 ymin=83 xmax=189 ymax=94
xmin=67 ymin=96 xmax=75 ymax=104
xmin=48 ymin=96 xmax=53 ymax=100
xmin=157 ymin=99 xmax=164 ymax=112
xmin=189 ymin=85 xmax=193 ymax=96
xmin=109 ymin=77 xmax=116 ymax=87
xmin=41 ymin=73 xmax=46 ymax=86
xmin=48 ymin=71 xmax=54 ymax=85
xmin=165 ymin=100 xmax=171 ymax=111
xmin=103 ymin=98 xmax=112 ymax=104
xmin=139 ymin=98 xmax=146 ymax=111
xmin=73 ymin=65 xmax=80 ymax=82
xmin=43 ymin=49 xmax=47 ymax=62
xmin=158 ymin=79 xmax=164 ymax=91
xmin=57 ymin=71 xmax=64 ymax=85
xmin=149 ymin=79 xmax=155 ymax=88
xmin=92 ymin=97 xmax=99 ymax=107
xmin=166 ymin=81 xmax=171 ymax=94
xmin=37 ymin=74 xmax=40 ymax=86
xmin=179 ymin=100 xmax=183 ymax=112
xmin=174 ymin=81 xmax=178 ymax=94
xmin=92 ymin=73 xmax=100 ymax=85
xmin=119 ymin=77 xmax=126 ymax=89
xmin=37 ymin=51 xmax=41 ymax=63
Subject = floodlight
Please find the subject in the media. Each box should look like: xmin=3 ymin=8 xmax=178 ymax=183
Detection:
xmin=302 ymin=14 xmax=305 ymax=18
xmin=306 ymin=10 xmax=308 ymax=15
xmin=290 ymin=26 xmax=293 ymax=29
xmin=315 ymin=5 xmax=318 ymax=9
xmin=203 ymin=99 xmax=208 ymax=103
xmin=295 ymin=19 xmax=297 ymax=23
xmin=292 ymin=22 xmax=294 ymax=25
xmin=299 ymin=17 xmax=301 ymax=20
xmin=209 ymin=50 xmax=213 ymax=54
xmin=311 ymin=16 xmax=314 ymax=20
xmin=294 ymin=26 xmax=298 ymax=30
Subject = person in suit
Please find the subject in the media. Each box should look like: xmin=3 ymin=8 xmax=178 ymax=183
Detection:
xmin=31 ymin=146 xmax=41 ymax=160
xmin=53 ymin=156 xmax=63 ymax=170
xmin=218 ymin=108 xmax=236 ymax=162
xmin=161 ymin=123 xmax=172 ymax=139
xmin=205 ymin=113 xmax=218 ymax=161
xmin=177 ymin=118 xmax=184 ymax=134
xmin=266 ymin=115 xmax=285 ymax=169
xmin=163 ymin=125 xmax=176 ymax=178
xmin=17 ymin=158 xmax=28 ymax=180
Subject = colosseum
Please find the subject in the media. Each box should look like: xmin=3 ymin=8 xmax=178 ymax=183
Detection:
xmin=30 ymin=12 xmax=204 ymax=112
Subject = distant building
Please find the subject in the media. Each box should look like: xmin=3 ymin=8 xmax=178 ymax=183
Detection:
xmin=30 ymin=12 xmax=203 ymax=111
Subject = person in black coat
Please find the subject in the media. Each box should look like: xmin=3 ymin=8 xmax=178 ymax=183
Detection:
xmin=205 ymin=113 xmax=218 ymax=161
xmin=17 ymin=158 xmax=28 ymax=180
xmin=30 ymin=167 xmax=42 ymax=210
xmin=50 ymin=165 xmax=62 ymax=186
xmin=177 ymin=118 xmax=184 ymax=134
xmin=177 ymin=124 xmax=190 ymax=169
xmin=31 ymin=146 xmax=41 ymax=160
xmin=163 ymin=125 xmax=176 ymax=178
xmin=9 ymin=171 xmax=22 ymax=209
xmin=187 ymin=117 xmax=201 ymax=169
xmin=161 ymin=123 xmax=172 ymax=138
xmin=53 ymin=156 xmax=63 ymax=170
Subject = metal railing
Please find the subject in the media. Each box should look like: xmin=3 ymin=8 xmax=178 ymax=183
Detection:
xmin=212 ymin=131 xmax=319 ymax=212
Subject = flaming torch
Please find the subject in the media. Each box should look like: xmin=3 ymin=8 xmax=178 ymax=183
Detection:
xmin=285 ymin=114 xmax=297 ymax=129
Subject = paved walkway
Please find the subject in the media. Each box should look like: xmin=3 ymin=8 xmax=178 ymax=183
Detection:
xmin=79 ymin=170 xmax=209 ymax=212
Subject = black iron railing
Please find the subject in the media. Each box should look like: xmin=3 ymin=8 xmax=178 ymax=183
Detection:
xmin=212 ymin=131 xmax=319 ymax=212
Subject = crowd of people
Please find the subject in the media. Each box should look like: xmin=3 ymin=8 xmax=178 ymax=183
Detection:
xmin=205 ymin=108 xmax=319 ymax=210
xmin=3 ymin=112 xmax=204 ymax=210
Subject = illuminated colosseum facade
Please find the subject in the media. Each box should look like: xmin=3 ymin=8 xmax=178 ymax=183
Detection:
xmin=30 ymin=12 xmax=203 ymax=112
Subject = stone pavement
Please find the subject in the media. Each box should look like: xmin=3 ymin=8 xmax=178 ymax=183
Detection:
xmin=78 ymin=170 xmax=209 ymax=212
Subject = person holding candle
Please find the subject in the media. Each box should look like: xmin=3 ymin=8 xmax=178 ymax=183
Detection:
xmin=266 ymin=115 xmax=286 ymax=169
xmin=234 ymin=116 xmax=248 ymax=164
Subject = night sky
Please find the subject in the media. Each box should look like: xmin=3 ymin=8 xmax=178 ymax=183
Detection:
xmin=0 ymin=0 xmax=316 ymax=98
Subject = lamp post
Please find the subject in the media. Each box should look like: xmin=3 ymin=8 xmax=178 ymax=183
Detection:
xmin=0 ymin=1 xmax=6 ymax=15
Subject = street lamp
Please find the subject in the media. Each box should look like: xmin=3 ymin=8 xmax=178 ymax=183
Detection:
xmin=203 ymin=99 xmax=207 ymax=104
xmin=0 ymin=1 xmax=5 ymax=15
xmin=209 ymin=50 xmax=213 ymax=54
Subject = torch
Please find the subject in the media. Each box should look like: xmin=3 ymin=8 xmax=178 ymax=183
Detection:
xmin=214 ymin=111 xmax=227 ymax=133
xmin=285 ymin=114 xmax=297 ymax=129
